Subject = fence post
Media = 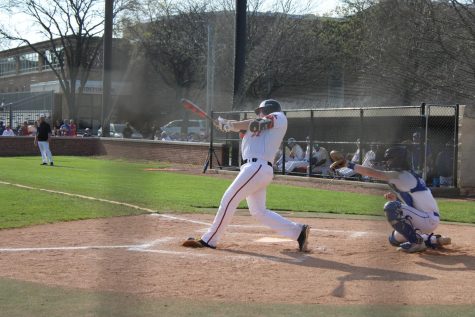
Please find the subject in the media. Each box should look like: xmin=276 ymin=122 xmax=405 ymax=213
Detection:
xmin=209 ymin=110 xmax=215 ymax=170
xmin=453 ymin=104 xmax=460 ymax=187
xmin=423 ymin=104 xmax=431 ymax=181
xmin=281 ymin=111 xmax=287 ymax=175
xmin=359 ymin=108 xmax=364 ymax=165
xmin=307 ymin=110 xmax=314 ymax=177
xmin=9 ymin=104 xmax=13 ymax=128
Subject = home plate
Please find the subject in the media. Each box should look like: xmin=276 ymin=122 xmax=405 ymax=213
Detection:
xmin=256 ymin=237 xmax=294 ymax=243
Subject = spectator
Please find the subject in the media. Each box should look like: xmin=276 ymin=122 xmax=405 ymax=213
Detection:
xmin=409 ymin=132 xmax=433 ymax=177
xmin=161 ymin=131 xmax=171 ymax=141
xmin=435 ymin=142 xmax=454 ymax=187
xmin=149 ymin=124 xmax=158 ymax=140
xmin=335 ymin=139 xmax=361 ymax=178
xmin=123 ymin=122 xmax=133 ymax=138
xmin=69 ymin=119 xmax=77 ymax=136
xmin=82 ymin=128 xmax=93 ymax=137
xmin=18 ymin=121 xmax=29 ymax=136
xmin=53 ymin=120 xmax=62 ymax=136
xmin=1 ymin=125 xmax=15 ymax=136
xmin=60 ymin=120 xmax=70 ymax=136
xmin=360 ymin=145 xmax=377 ymax=181
xmin=34 ymin=114 xmax=54 ymax=166
xmin=275 ymin=137 xmax=306 ymax=173
xmin=0 ymin=121 xmax=5 ymax=135
xmin=307 ymin=141 xmax=331 ymax=176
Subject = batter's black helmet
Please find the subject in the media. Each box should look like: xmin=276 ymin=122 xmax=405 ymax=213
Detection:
xmin=383 ymin=146 xmax=410 ymax=170
xmin=254 ymin=99 xmax=282 ymax=115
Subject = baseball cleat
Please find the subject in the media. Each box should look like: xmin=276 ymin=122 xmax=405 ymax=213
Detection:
xmin=398 ymin=242 xmax=427 ymax=253
xmin=182 ymin=237 xmax=216 ymax=249
xmin=297 ymin=224 xmax=310 ymax=252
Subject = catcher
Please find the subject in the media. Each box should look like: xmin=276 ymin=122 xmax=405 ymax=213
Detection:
xmin=330 ymin=146 xmax=451 ymax=253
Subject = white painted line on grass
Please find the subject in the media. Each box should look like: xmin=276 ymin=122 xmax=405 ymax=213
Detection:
xmin=0 ymin=180 xmax=157 ymax=213
xmin=0 ymin=180 xmax=376 ymax=240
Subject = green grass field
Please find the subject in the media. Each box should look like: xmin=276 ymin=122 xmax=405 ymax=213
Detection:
xmin=1 ymin=156 xmax=475 ymax=317
xmin=0 ymin=156 xmax=474 ymax=229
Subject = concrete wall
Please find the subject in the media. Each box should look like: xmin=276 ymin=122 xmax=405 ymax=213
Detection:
xmin=458 ymin=105 xmax=475 ymax=195
xmin=0 ymin=137 xmax=226 ymax=167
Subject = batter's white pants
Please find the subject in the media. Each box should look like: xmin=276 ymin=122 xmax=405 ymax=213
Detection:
xmin=38 ymin=141 xmax=54 ymax=164
xmin=392 ymin=204 xmax=440 ymax=243
xmin=201 ymin=160 xmax=303 ymax=247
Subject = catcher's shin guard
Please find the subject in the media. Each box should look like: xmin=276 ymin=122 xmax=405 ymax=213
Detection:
xmin=384 ymin=201 xmax=422 ymax=244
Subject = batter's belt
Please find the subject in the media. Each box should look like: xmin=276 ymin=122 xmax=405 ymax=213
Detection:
xmin=243 ymin=158 xmax=273 ymax=167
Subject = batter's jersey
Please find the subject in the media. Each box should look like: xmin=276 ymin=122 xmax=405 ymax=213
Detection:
xmin=388 ymin=170 xmax=439 ymax=213
xmin=241 ymin=112 xmax=287 ymax=163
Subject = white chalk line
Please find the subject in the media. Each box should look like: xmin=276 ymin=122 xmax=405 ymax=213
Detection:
xmin=0 ymin=238 xmax=306 ymax=263
xmin=1 ymin=180 xmax=376 ymax=237
xmin=0 ymin=180 xmax=375 ymax=261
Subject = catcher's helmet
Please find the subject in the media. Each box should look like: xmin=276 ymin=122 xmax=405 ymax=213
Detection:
xmin=254 ymin=99 xmax=282 ymax=115
xmin=383 ymin=146 xmax=410 ymax=170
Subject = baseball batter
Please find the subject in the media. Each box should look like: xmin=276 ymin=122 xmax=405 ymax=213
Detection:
xmin=183 ymin=99 xmax=310 ymax=251
xmin=330 ymin=146 xmax=451 ymax=253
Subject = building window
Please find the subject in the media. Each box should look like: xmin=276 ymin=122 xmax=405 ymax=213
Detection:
xmin=0 ymin=57 xmax=16 ymax=76
xmin=42 ymin=48 xmax=63 ymax=70
xmin=19 ymin=52 xmax=39 ymax=73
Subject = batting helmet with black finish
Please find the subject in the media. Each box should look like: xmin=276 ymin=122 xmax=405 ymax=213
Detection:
xmin=254 ymin=99 xmax=282 ymax=115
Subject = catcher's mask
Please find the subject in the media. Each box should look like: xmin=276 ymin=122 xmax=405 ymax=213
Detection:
xmin=254 ymin=99 xmax=281 ymax=115
xmin=382 ymin=146 xmax=411 ymax=171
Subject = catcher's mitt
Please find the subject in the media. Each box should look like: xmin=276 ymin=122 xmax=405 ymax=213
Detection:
xmin=329 ymin=150 xmax=347 ymax=170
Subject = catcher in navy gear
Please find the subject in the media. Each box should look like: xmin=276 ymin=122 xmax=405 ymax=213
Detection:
xmin=330 ymin=146 xmax=451 ymax=253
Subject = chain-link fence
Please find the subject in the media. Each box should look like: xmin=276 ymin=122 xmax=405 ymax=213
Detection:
xmin=212 ymin=103 xmax=459 ymax=188
xmin=0 ymin=91 xmax=54 ymax=133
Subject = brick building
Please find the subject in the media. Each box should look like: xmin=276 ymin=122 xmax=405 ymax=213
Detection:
xmin=0 ymin=38 xmax=132 ymax=131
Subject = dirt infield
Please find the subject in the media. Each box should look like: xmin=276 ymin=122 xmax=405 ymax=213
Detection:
xmin=0 ymin=212 xmax=474 ymax=305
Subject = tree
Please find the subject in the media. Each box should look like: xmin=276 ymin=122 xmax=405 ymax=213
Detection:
xmin=337 ymin=0 xmax=475 ymax=105
xmin=122 ymin=0 xmax=212 ymax=102
xmin=427 ymin=0 xmax=475 ymax=101
xmin=0 ymin=0 xmax=136 ymax=120
xmin=123 ymin=0 xmax=326 ymax=112
xmin=338 ymin=0 xmax=447 ymax=105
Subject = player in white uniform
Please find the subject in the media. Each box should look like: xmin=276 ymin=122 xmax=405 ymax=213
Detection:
xmin=334 ymin=146 xmax=451 ymax=253
xmin=308 ymin=144 xmax=331 ymax=176
xmin=183 ymin=99 xmax=310 ymax=251
xmin=275 ymin=138 xmax=306 ymax=173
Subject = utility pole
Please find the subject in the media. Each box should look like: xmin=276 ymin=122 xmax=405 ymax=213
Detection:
xmin=232 ymin=0 xmax=247 ymax=110
xmin=102 ymin=0 xmax=113 ymax=137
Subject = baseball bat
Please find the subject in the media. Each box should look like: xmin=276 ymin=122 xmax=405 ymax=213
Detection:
xmin=181 ymin=98 xmax=215 ymax=122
